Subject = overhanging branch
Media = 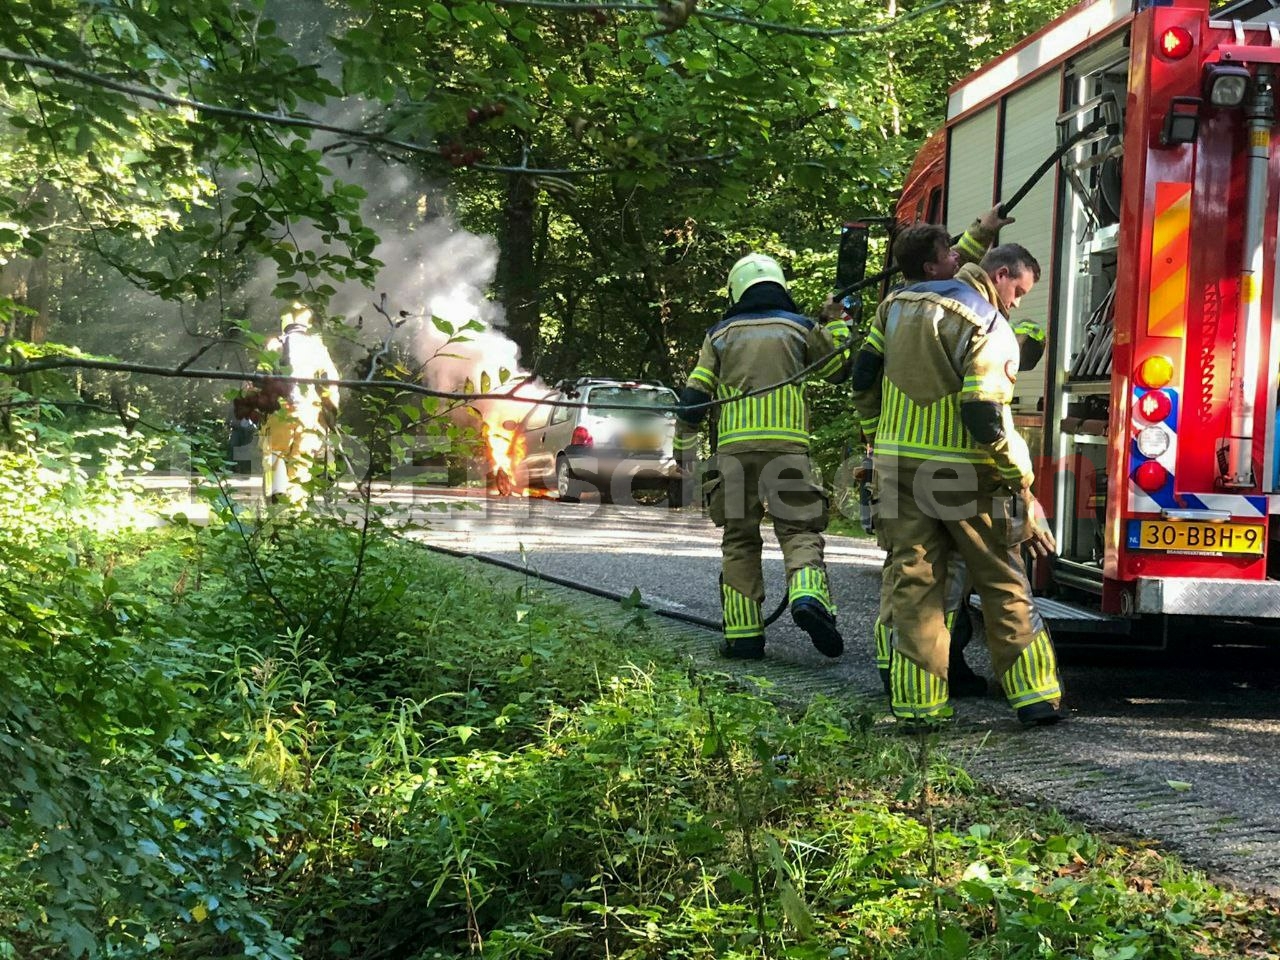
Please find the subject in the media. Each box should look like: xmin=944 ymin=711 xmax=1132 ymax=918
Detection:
xmin=0 ymin=355 xmax=562 ymax=407
xmin=483 ymin=0 xmax=985 ymax=37
xmin=0 ymin=50 xmax=734 ymax=177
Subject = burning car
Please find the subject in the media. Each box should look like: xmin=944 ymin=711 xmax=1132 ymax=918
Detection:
xmin=501 ymin=378 xmax=685 ymax=504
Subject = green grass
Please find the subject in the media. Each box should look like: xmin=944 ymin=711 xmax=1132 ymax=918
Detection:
xmin=824 ymin=509 xmax=878 ymax=540
xmin=1 ymin=481 xmax=1276 ymax=959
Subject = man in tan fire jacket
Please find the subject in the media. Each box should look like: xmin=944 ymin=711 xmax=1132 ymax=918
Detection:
xmin=866 ymin=208 xmax=1011 ymax=698
xmin=260 ymin=303 xmax=340 ymax=504
xmin=674 ymin=253 xmax=851 ymax=660
xmin=850 ymin=243 xmax=1063 ymax=727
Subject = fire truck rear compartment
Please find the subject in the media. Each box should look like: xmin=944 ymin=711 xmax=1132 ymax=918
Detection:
xmin=1052 ymin=39 xmax=1128 ymax=577
xmin=931 ymin=0 xmax=1280 ymax=633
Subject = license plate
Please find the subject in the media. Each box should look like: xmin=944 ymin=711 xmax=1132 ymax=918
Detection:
xmin=1126 ymin=520 xmax=1265 ymax=555
xmin=623 ymin=433 xmax=661 ymax=451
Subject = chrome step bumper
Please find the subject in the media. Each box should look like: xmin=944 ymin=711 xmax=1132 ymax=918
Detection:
xmin=971 ymin=594 xmax=1129 ymax=634
xmin=1136 ymin=576 xmax=1280 ymax=617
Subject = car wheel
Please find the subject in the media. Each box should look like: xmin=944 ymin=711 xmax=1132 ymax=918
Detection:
xmin=556 ymin=456 xmax=581 ymax=502
xmin=666 ymin=476 xmax=688 ymax=508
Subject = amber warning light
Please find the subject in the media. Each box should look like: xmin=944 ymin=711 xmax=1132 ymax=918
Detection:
xmin=1159 ymin=26 xmax=1194 ymax=61
xmin=1136 ymin=355 xmax=1175 ymax=389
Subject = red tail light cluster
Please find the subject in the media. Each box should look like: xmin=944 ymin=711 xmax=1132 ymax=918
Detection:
xmin=571 ymin=426 xmax=593 ymax=447
xmin=1130 ymin=354 xmax=1178 ymax=494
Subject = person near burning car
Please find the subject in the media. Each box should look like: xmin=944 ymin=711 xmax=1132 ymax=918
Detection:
xmin=674 ymin=253 xmax=851 ymax=660
xmin=850 ymin=241 xmax=1064 ymax=727
xmin=863 ymin=207 xmax=1014 ymax=698
xmin=258 ymin=303 xmax=340 ymax=504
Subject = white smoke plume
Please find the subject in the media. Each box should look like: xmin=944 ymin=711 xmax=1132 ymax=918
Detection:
xmin=242 ymin=152 xmax=547 ymax=457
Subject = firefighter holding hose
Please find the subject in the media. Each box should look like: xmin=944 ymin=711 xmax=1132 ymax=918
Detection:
xmin=674 ymin=253 xmax=851 ymax=660
xmin=861 ymin=207 xmax=1012 ymax=698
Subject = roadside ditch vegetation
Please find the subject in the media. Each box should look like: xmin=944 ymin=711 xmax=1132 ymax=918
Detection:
xmin=2 ymin=426 xmax=1278 ymax=960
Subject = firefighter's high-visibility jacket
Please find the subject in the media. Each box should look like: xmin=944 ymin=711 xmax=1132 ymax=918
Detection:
xmin=850 ymin=213 xmax=1001 ymax=450
xmin=850 ymin=262 xmax=1032 ymax=489
xmin=953 ymin=217 xmax=996 ymax=266
xmin=263 ymin=327 xmax=340 ymax=425
xmin=674 ymin=305 xmax=851 ymax=453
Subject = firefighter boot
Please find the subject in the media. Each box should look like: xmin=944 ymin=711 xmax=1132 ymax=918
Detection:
xmin=948 ymin=655 xmax=987 ymax=698
xmin=788 ymin=567 xmax=843 ymax=658
xmin=946 ymin=605 xmax=987 ymax=698
xmin=721 ymin=581 xmax=765 ymax=660
xmin=1000 ymin=629 xmax=1063 ymax=727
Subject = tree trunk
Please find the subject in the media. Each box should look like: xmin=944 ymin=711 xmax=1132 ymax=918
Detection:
xmin=495 ymin=173 xmax=541 ymax=372
xmin=887 ymin=0 xmax=901 ymax=138
xmin=0 ymin=255 xmax=50 ymax=342
xmin=614 ymin=189 xmax=675 ymax=382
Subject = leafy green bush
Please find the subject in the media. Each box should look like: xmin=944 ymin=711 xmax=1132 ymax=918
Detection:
xmin=1 ymin=416 xmax=1275 ymax=959
xmin=0 ymin=421 xmax=297 ymax=959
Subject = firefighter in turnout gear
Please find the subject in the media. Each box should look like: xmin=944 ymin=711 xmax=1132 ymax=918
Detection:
xmin=676 ymin=254 xmax=851 ymax=660
xmin=851 ymin=243 xmax=1063 ymax=727
xmin=260 ymin=304 xmax=341 ymax=504
xmin=866 ymin=210 xmax=1011 ymax=698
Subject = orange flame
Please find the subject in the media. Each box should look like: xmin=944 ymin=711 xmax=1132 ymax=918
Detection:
xmin=472 ymin=381 xmax=546 ymax=496
xmin=486 ymin=420 xmax=515 ymax=473
xmin=480 ymin=400 xmax=529 ymax=495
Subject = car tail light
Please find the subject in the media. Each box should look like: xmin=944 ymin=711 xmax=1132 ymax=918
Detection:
xmin=571 ymin=426 xmax=593 ymax=447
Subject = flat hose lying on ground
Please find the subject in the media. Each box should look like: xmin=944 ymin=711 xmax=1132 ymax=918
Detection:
xmin=416 ymin=540 xmax=792 ymax=631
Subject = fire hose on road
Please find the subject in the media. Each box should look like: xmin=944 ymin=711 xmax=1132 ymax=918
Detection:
xmin=418 ymin=540 xmax=795 ymax=632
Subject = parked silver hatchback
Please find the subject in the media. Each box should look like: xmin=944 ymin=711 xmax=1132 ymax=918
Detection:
xmin=510 ymin=378 xmax=685 ymax=504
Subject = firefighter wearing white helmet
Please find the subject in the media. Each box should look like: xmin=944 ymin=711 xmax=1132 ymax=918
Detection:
xmin=674 ymin=253 xmax=852 ymax=660
xmin=259 ymin=302 xmax=341 ymax=504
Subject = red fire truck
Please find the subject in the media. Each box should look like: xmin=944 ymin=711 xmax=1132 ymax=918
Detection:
xmin=892 ymin=0 xmax=1280 ymax=633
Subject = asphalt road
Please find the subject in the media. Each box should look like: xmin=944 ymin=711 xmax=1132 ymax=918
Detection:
xmin=398 ymin=488 xmax=1280 ymax=896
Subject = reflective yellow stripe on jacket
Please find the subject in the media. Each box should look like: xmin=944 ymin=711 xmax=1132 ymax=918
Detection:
xmin=716 ymin=383 xmax=809 ymax=447
xmin=873 ymin=379 xmax=994 ymax=465
xmin=814 ymin=319 xmax=851 ymax=378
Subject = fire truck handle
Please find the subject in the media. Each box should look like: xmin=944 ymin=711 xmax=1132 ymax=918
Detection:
xmin=996 ymin=115 xmax=1109 ymax=219
xmin=832 ymin=116 xmax=1110 ymax=302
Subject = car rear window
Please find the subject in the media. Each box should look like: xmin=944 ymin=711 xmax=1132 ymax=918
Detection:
xmin=587 ymin=386 xmax=677 ymax=416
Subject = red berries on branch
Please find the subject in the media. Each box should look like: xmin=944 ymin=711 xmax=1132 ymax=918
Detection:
xmin=440 ymin=102 xmax=504 ymax=169
xmin=466 ymin=102 xmax=506 ymax=126
xmin=440 ymin=141 xmax=486 ymax=167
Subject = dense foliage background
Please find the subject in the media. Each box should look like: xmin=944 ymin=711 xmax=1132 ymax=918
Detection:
xmin=1 ymin=0 xmax=1074 ymax=435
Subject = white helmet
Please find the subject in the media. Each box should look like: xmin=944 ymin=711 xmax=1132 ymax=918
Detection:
xmin=281 ymin=302 xmax=313 ymax=333
xmin=727 ymin=253 xmax=788 ymax=304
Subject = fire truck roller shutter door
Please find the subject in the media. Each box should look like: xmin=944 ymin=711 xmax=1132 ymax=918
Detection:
xmin=998 ymin=70 xmax=1063 ymax=417
xmin=945 ymin=110 xmax=998 ymax=241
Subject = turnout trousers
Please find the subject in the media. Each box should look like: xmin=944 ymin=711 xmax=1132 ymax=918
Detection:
xmin=261 ymin=408 xmax=327 ymax=504
xmin=707 ymin=450 xmax=835 ymax=654
xmin=874 ymin=455 xmax=1062 ymax=720
xmin=873 ymin=528 xmax=969 ymax=690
